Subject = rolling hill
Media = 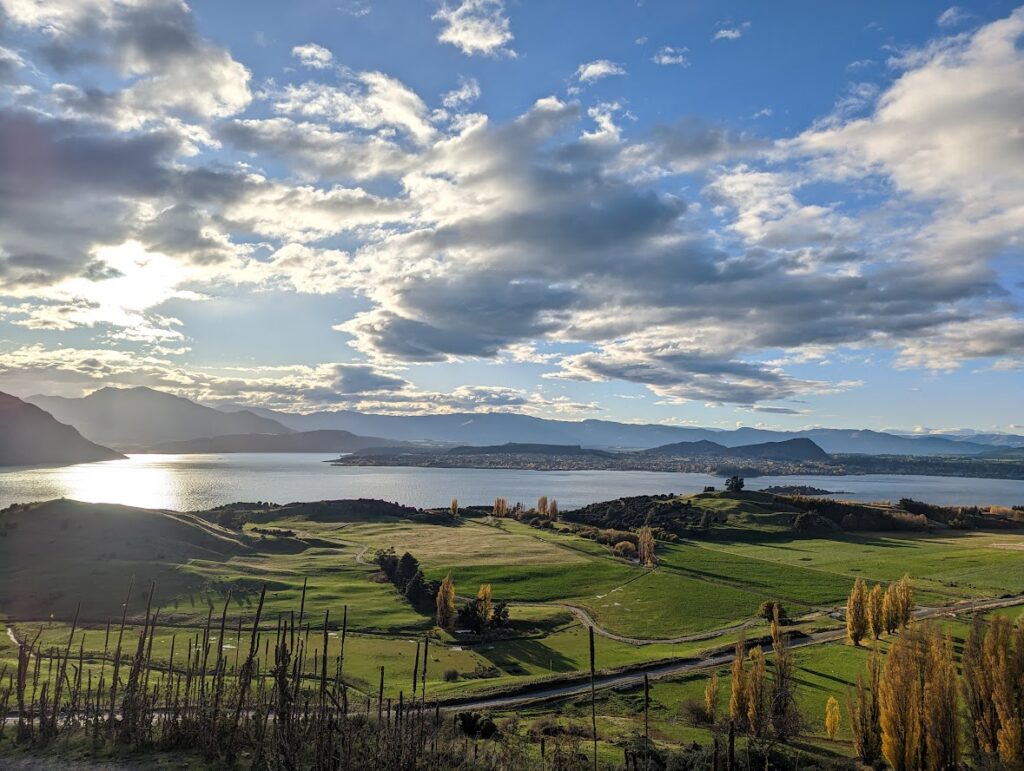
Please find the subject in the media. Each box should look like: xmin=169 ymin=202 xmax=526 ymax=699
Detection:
xmin=0 ymin=391 xmax=124 ymax=466
xmin=27 ymin=386 xmax=291 ymax=449
xmin=147 ymin=429 xmax=403 ymax=454
xmin=0 ymin=499 xmax=254 ymax=617
xmin=643 ymin=437 xmax=830 ymax=461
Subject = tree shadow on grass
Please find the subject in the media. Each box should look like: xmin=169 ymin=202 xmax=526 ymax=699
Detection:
xmin=472 ymin=637 xmax=577 ymax=675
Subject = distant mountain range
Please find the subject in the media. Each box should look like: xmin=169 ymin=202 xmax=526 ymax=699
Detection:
xmin=642 ymin=438 xmax=830 ymax=462
xmin=28 ymin=387 xmax=290 ymax=449
xmin=228 ymin=403 xmax=1011 ymax=456
xmin=0 ymin=392 xmax=124 ymax=466
xmin=148 ymin=430 xmax=401 ymax=454
xmin=17 ymin=386 xmax=1023 ymax=457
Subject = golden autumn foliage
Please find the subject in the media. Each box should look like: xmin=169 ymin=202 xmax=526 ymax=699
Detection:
xmin=963 ymin=614 xmax=1024 ymax=767
xmin=848 ymin=649 xmax=882 ymax=763
xmin=847 ymin=576 xmax=868 ymax=645
xmin=435 ymin=573 xmax=456 ymax=629
xmin=476 ymin=583 xmax=493 ymax=626
xmin=825 ymin=696 xmax=841 ymax=740
xmin=729 ymin=636 xmax=748 ymax=730
xmin=868 ymin=583 xmax=885 ymax=640
xmin=746 ymin=648 xmax=770 ymax=739
xmin=704 ymin=672 xmax=719 ymax=721
xmin=878 ymin=624 xmax=959 ymax=771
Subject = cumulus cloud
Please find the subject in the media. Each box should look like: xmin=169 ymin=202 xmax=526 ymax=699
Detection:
xmin=1 ymin=0 xmax=252 ymax=128
xmin=651 ymin=46 xmax=688 ymax=66
xmin=433 ymin=0 xmax=515 ymax=58
xmin=2 ymin=0 xmax=1022 ymax=413
xmin=574 ymin=59 xmax=626 ymax=83
xmin=291 ymin=43 xmax=333 ymax=69
xmin=442 ymin=76 xmax=481 ymax=109
xmin=713 ymin=27 xmax=744 ymax=41
xmin=271 ymin=71 xmax=436 ymax=145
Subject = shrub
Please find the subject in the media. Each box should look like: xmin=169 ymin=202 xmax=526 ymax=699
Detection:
xmin=758 ymin=600 xmax=787 ymax=622
xmin=443 ymin=668 xmax=459 ymax=682
xmin=613 ymin=541 xmax=637 ymax=559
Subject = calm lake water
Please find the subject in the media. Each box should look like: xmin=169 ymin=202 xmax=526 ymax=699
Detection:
xmin=2 ymin=453 xmax=1024 ymax=510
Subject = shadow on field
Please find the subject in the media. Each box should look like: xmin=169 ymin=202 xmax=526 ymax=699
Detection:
xmin=476 ymin=637 xmax=576 ymax=674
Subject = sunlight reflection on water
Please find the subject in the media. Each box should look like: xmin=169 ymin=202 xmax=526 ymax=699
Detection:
xmin=2 ymin=453 xmax=1024 ymax=510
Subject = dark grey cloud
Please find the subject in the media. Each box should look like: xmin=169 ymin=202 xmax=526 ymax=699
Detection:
xmin=0 ymin=107 xmax=178 ymax=287
xmin=330 ymin=363 xmax=408 ymax=394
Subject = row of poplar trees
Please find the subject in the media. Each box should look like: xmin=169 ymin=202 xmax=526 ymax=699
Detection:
xmin=725 ymin=605 xmax=800 ymax=742
xmin=846 ymin=574 xmax=913 ymax=645
xmin=846 ymin=576 xmax=1024 ymax=770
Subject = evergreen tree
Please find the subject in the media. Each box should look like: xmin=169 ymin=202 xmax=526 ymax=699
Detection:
xmin=490 ymin=601 xmax=510 ymax=629
xmin=436 ymin=573 xmax=456 ymax=630
xmin=847 ymin=576 xmax=868 ymax=646
xmin=395 ymin=552 xmax=419 ymax=591
xmin=404 ymin=570 xmax=430 ymax=611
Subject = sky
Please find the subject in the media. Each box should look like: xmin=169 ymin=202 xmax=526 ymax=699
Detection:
xmin=0 ymin=0 xmax=1022 ymax=433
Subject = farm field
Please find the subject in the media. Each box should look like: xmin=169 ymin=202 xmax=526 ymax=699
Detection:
xmin=2 ymin=491 xmax=1023 ymax=767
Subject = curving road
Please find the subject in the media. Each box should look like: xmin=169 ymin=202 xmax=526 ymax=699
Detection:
xmin=437 ymin=592 xmax=1024 ymax=712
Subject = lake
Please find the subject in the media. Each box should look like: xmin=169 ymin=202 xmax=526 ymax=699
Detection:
xmin=2 ymin=453 xmax=1023 ymax=510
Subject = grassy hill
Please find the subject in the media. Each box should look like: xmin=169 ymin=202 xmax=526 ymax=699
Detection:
xmin=0 ymin=499 xmax=253 ymax=617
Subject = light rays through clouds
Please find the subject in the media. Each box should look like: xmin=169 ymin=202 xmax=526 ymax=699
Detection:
xmin=0 ymin=0 xmax=1021 ymax=423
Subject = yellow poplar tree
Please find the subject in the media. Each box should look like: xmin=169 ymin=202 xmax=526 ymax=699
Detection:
xmin=537 ymin=496 xmax=548 ymax=517
xmin=729 ymin=636 xmax=749 ymax=730
xmin=882 ymin=583 xmax=900 ymax=634
xmin=879 ymin=628 xmax=923 ymax=771
xmin=436 ymin=573 xmax=456 ymax=629
xmin=450 ymin=498 xmax=459 ymax=518
xmin=868 ymin=583 xmax=885 ymax=640
xmin=476 ymin=583 xmax=493 ymax=627
xmin=746 ymin=648 xmax=769 ymax=739
xmin=704 ymin=672 xmax=719 ymax=721
xmin=924 ymin=630 xmax=960 ymax=771
xmin=825 ymin=696 xmax=841 ymax=740
xmin=847 ymin=576 xmax=868 ymax=646
xmin=548 ymin=499 xmax=559 ymax=521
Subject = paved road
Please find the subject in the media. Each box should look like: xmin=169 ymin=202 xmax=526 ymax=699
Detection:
xmin=436 ymin=592 xmax=1024 ymax=713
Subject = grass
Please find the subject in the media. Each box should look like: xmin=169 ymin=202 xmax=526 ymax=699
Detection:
xmin=657 ymin=541 xmax=855 ymax=607
xmin=3 ymin=493 xmax=1023 ymax=751
xmin=569 ymin=569 xmax=764 ymax=639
